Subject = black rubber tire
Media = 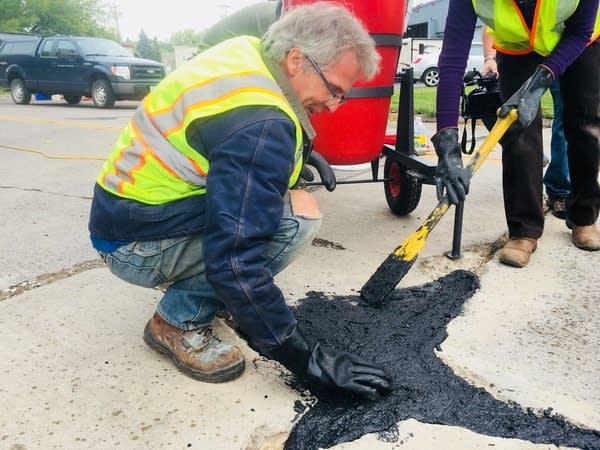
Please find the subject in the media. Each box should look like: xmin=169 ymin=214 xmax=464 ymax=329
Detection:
xmin=10 ymin=78 xmax=32 ymax=105
xmin=64 ymin=95 xmax=82 ymax=105
xmin=421 ymin=67 xmax=440 ymax=87
xmin=91 ymin=78 xmax=115 ymax=108
xmin=383 ymin=157 xmax=421 ymax=216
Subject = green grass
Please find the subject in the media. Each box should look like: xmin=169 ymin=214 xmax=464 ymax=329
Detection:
xmin=390 ymin=86 xmax=554 ymax=119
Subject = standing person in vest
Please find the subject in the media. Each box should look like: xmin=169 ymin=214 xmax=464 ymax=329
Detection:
xmin=88 ymin=2 xmax=391 ymax=400
xmin=433 ymin=0 xmax=600 ymax=267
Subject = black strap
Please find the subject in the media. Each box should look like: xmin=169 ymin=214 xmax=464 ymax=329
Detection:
xmin=460 ymin=86 xmax=476 ymax=155
xmin=345 ymin=86 xmax=394 ymax=99
xmin=370 ymin=34 xmax=404 ymax=47
xmin=460 ymin=119 xmax=476 ymax=155
xmin=468 ymin=119 xmax=476 ymax=155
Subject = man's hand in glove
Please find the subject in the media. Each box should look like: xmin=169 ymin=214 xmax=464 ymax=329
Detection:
xmin=499 ymin=65 xmax=554 ymax=130
xmin=431 ymin=127 xmax=471 ymax=205
xmin=265 ymin=325 xmax=392 ymax=400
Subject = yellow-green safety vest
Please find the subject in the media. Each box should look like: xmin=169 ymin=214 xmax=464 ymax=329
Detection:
xmin=473 ymin=0 xmax=600 ymax=56
xmin=97 ymin=36 xmax=304 ymax=205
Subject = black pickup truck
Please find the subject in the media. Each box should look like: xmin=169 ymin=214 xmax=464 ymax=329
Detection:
xmin=0 ymin=35 xmax=166 ymax=108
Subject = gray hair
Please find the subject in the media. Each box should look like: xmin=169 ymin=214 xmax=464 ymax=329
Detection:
xmin=262 ymin=2 xmax=380 ymax=80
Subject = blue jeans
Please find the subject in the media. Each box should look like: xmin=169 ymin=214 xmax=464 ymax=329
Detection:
xmin=102 ymin=192 xmax=321 ymax=330
xmin=543 ymin=80 xmax=571 ymax=199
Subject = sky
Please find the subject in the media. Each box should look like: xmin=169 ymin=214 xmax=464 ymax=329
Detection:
xmin=112 ymin=0 xmax=427 ymax=42
xmin=112 ymin=0 xmax=268 ymax=41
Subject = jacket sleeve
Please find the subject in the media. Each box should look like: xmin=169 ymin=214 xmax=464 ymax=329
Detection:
xmin=435 ymin=0 xmax=478 ymax=130
xmin=197 ymin=106 xmax=298 ymax=349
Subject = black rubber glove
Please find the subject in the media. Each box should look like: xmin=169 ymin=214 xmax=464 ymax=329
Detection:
xmin=266 ymin=325 xmax=392 ymax=400
xmin=431 ymin=127 xmax=471 ymax=205
xmin=498 ymin=65 xmax=554 ymax=130
xmin=305 ymin=150 xmax=336 ymax=191
xmin=299 ymin=165 xmax=315 ymax=182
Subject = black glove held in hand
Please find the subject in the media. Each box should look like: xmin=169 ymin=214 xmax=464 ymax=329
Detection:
xmin=266 ymin=325 xmax=391 ymax=400
xmin=499 ymin=65 xmax=553 ymax=130
xmin=306 ymin=150 xmax=336 ymax=191
xmin=431 ymin=127 xmax=471 ymax=205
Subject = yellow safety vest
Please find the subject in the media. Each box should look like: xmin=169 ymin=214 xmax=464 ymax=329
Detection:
xmin=473 ymin=0 xmax=600 ymax=56
xmin=97 ymin=36 xmax=304 ymax=205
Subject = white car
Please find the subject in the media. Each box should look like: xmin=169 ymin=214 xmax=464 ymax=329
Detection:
xmin=411 ymin=43 xmax=484 ymax=87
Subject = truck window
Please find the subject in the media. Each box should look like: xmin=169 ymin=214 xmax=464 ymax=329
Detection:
xmin=74 ymin=37 xmax=130 ymax=57
xmin=39 ymin=39 xmax=57 ymax=57
xmin=0 ymin=42 xmax=13 ymax=55
xmin=56 ymin=40 xmax=78 ymax=58
xmin=0 ymin=40 xmax=38 ymax=56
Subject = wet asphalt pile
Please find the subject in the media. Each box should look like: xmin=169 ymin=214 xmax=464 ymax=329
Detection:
xmin=285 ymin=270 xmax=600 ymax=450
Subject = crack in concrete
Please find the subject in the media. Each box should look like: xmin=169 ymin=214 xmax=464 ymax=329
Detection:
xmin=0 ymin=185 xmax=93 ymax=200
xmin=0 ymin=259 xmax=104 ymax=301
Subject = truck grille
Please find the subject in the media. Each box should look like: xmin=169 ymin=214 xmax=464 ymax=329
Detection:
xmin=130 ymin=65 xmax=165 ymax=81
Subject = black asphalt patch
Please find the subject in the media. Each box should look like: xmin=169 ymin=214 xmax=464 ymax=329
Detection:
xmin=286 ymin=270 xmax=600 ymax=449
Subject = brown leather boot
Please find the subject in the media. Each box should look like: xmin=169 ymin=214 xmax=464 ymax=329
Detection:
xmin=572 ymin=224 xmax=600 ymax=251
xmin=143 ymin=312 xmax=245 ymax=383
xmin=499 ymin=237 xmax=538 ymax=268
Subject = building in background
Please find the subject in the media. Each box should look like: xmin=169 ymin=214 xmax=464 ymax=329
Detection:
xmin=398 ymin=0 xmax=484 ymax=74
xmin=406 ymin=0 xmax=484 ymax=40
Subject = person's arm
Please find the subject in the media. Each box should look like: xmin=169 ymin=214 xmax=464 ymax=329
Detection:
xmin=481 ymin=24 xmax=498 ymax=77
xmin=436 ymin=0 xmax=479 ymax=130
xmin=198 ymin=106 xmax=298 ymax=349
xmin=542 ymin=0 xmax=598 ymax=77
xmin=498 ymin=0 xmax=598 ymax=129
xmin=431 ymin=0 xmax=478 ymax=204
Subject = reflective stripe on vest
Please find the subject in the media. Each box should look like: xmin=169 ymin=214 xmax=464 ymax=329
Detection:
xmin=98 ymin=36 xmax=303 ymax=205
xmin=474 ymin=0 xmax=600 ymax=56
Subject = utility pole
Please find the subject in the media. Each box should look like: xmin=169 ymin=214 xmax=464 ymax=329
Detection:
xmin=217 ymin=2 xmax=232 ymax=20
xmin=112 ymin=4 xmax=121 ymax=42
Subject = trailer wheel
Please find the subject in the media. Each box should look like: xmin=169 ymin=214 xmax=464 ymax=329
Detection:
xmin=10 ymin=78 xmax=32 ymax=105
xmin=384 ymin=157 xmax=421 ymax=215
xmin=91 ymin=78 xmax=115 ymax=108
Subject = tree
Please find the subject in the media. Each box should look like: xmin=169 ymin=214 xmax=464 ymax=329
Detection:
xmin=0 ymin=0 xmax=117 ymax=38
xmin=136 ymin=30 xmax=161 ymax=62
xmin=0 ymin=0 xmax=29 ymax=32
xmin=170 ymin=29 xmax=204 ymax=47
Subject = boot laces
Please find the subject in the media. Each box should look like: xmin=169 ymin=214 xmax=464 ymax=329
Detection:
xmin=196 ymin=326 xmax=220 ymax=345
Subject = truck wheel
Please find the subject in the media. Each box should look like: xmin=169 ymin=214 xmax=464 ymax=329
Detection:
xmin=383 ymin=157 xmax=421 ymax=216
xmin=64 ymin=95 xmax=82 ymax=105
xmin=10 ymin=78 xmax=32 ymax=105
xmin=91 ymin=79 xmax=115 ymax=108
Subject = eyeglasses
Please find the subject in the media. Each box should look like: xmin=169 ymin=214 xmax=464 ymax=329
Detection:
xmin=306 ymin=55 xmax=346 ymax=107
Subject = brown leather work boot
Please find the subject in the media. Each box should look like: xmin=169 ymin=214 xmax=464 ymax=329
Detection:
xmin=499 ymin=237 xmax=538 ymax=268
xmin=572 ymin=224 xmax=600 ymax=251
xmin=143 ymin=312 xmax=245 ymax=383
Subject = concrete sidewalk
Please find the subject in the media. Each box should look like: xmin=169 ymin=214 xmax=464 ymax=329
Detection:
xmin=1 ymin=96 xmax=598 ymax=449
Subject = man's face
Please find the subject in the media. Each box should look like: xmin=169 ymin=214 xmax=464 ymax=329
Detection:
xmin=285 ymin=48 xmax=361 ymax=115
